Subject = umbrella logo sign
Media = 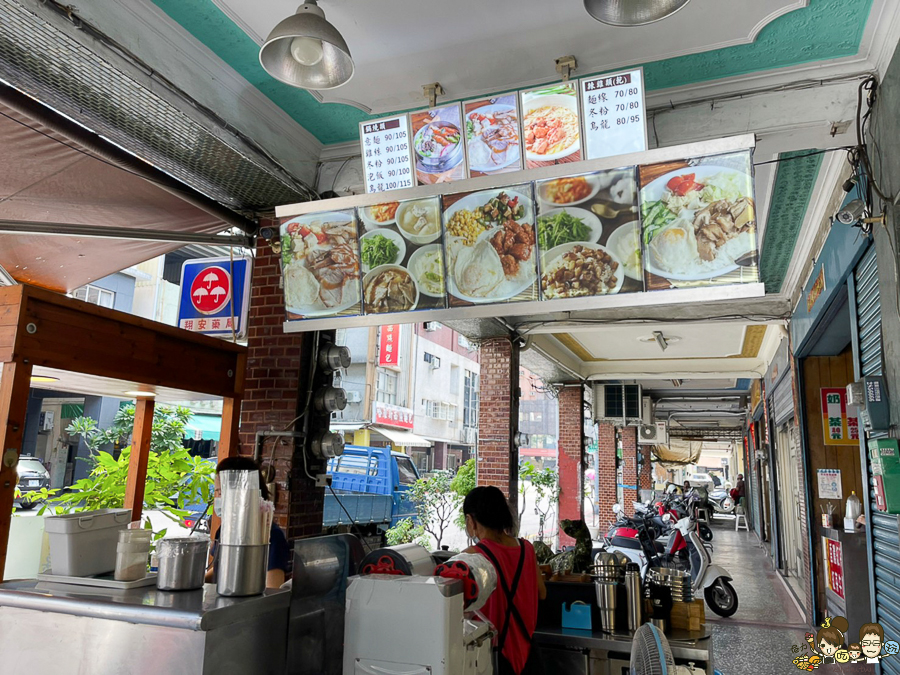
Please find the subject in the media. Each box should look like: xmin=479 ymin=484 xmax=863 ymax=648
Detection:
xmin=189 ymin=265 xmax=232 ymax=315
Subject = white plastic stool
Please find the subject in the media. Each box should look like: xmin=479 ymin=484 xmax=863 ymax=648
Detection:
xmin=735 ymin=512 xmax=749 ymax=532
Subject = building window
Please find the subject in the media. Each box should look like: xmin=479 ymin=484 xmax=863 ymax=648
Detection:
xmin=376 ymin=370 xmax=398 ymax=405
xmin=424 ymin=400 xmax=456 ymax=421
xmin=450 ymin=365 xmax=460 ymax=395
xmin=464 ymin=370 xmax=479 ymax=427
xmin=423 ymin=352 xmax=441 ymax=369
xmin=72 ymin=284 xmax=115 ymax=308
xmin=458 ymin=334 xmax=477 ymax=352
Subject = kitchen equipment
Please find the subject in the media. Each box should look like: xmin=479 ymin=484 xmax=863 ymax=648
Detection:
xmin=648 ymin=567 xmax=693 ymax=603
xmin=217 ymin=544 xmax=269 ymax=597
xmin=115 ymin=540 xmax=151 ymax=582
xmin=625 ymin=563 xmax=642 ymax=631
xmin=35 ymin=571 xmax=157 ymax=589
xmin=433 ymin=552 xmax=497 ymax=612
xmin=594 ymin=551 xmax=625 ymax=633
xmin=846 ymin=491 xmax=862 ymax=520
xmin=157 ymin=537 xmax=210 ymax=591
xmin=343 ymin=574 xmax=493 ymax=675
xmin=359 ymin=543 xmax=435 ymax=576
xmin=648 ymin=583 xmax=673 ymax=632
xmin=45 ymin=508 xmax=131 ymax=577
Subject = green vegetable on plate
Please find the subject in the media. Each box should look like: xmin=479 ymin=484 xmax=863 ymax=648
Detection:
xmin=537 ymin=210 xmax=592 ymax=250
xmin=362 ymin=234 xmax=400 ymax=268
xmin=641 ymin=199 xmax=677 ymax=245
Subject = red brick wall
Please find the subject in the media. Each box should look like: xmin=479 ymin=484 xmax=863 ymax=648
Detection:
xmin=597 ymin=423 xmax=618 ymax=530
xmin=557 ymin=385 xmax=584 ymax=546
xmin=638 ymin=444 xmax=653 ymax=491
xmin=239 ymin=227 xmax=323 ymax=541
xmin=621 ymin=426 xmax=638 ymax=516
xmin=476 ymin=338 xmax=519 ymax=511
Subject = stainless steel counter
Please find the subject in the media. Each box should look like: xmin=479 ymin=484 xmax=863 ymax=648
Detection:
xmin=534 ymin=626 xmax=714 ymax=674
xmin=0 ymin=580 xmax=290 ymax=674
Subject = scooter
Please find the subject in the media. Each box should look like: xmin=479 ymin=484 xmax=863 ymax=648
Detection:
xmin=708 ymin=488 xmax=736 ymax=514
xmin=670 ymin=514 xmax=739 ymax=617
xmin=602 ymin=504 xmax=690 ymax=574
xmin=657 ymin=491 xmax=714 ymax=543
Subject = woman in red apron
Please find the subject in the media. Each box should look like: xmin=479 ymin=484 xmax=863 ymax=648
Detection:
xmin=463 ymin=486 xmax=547 ymax=675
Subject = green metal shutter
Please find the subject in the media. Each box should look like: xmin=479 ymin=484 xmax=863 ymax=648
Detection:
xmin=854 ymin=245 xmax=898 ymax=674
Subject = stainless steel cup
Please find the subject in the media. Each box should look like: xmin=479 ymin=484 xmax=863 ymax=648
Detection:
xmin=157 ymin=538 xmax=209 ymax=591
xmin=217 ymin=543 xmax=269 ymax=597
xmin=594 ymin=579 xmax=617 ymax=633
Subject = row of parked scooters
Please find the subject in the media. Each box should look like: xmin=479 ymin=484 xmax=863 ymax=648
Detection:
xmin=595 ymin=488 xmax=739 ymax=617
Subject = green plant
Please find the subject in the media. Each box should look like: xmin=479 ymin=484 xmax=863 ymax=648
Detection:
xmin=450 ymin=459 xmax=476 ymax=528
xmin=31 ymin=405 xmax=214 ymax=535
xmin=530 ymin=466 xmax=560 ymax=542
xmin=518 ymin=460 xmax=538 ymax=525
xmin=385 ymin=517 xmax=428 ymax=547
xmin=410 ymin=470 xmax=460 ymax=549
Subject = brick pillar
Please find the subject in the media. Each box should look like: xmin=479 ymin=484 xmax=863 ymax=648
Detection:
xmin=557 ymin=384 xmax=584 ymax=546
xmin=597 ymin=423 xmax=618 ymax=529
xmin=476 ymin=338 xmax=520 ymax=516
xmin=638 ymin=444 xmax=653 ymax=492
xmin=621 ymin=426 xmax=638 ymax=516
xmin=239 ymin=224 xmax=324 ymax=541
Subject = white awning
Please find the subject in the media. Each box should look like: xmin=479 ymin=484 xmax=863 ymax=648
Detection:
xmin=331 ymin=422 xmax=365 ymax=432
xmin=374 ymin=427 xmax=433 ymax=447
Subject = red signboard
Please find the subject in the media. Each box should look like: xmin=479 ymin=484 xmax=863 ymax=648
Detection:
xmin=379 ymin=325 xmax=401 ymax=367
xmin=826 ymin=538 xmax=845 ymax=599
xmin=373 ymin=401 xmax=414 ymax=429
xmin=189 ymin=265 xmax=232 ymax=315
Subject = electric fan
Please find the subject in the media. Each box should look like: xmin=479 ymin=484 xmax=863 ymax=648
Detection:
xmin=630 ymin=623 xmax=676 ymax=674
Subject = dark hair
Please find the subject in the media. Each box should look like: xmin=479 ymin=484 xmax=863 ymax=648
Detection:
xmin=463 ymin=486 xmax=514 ymax=533
xmin=849 ymin=643 xmax=861 ymax=652
xmin=216 ymin=455 xmax=270 ymax=501
xmin=817 ymin=616 xmax=849 ymax=650
xmin=861 ymin=622 xmax=884 ymax=642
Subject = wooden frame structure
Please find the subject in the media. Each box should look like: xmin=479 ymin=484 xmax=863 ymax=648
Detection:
xmin=0 ymin=285 xmax=247 ymax=580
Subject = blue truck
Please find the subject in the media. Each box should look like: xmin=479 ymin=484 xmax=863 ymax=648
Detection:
xmin=323 ymin=445 xmax=421 ymax=535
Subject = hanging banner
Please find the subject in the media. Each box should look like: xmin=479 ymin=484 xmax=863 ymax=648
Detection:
xmin=821 ymin=388 xmax=860 ymax=446
xmin=378 ymin=325 xmax=401 ymax=367
xmin=825 ymin=537 xmax=845 ymax=599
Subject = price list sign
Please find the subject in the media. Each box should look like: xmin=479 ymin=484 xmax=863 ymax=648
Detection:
xmin=580 ymin=68 xmax=648 ymax=161
xmin=359 ymin=115 xmax=415 ymax=194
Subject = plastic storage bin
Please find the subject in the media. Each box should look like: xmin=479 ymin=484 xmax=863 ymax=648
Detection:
xmin=44 ymin=508 xmax=131 ymax=576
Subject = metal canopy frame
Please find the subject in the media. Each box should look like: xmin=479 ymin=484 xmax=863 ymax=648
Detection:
xmin=0 ymin=285 xmax=247 ymax=581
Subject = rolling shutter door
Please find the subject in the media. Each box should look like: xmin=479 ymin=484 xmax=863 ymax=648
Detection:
xmin=854 ymin=245 xmax=898 ymax=673
xmin=772 ymin=376 xmax=795 ymax=426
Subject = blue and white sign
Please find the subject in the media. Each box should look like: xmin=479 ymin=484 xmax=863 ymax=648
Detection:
xmin=178 ymin=256 xmax=252 ymax=339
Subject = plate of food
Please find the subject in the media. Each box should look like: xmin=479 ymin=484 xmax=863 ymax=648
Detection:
xmin=414 ymin=121 xmax=464 ymax=173
xmin=444 ymin=189 xmax=536 ymax=303
xmin=540 ymin=242 xmax=624 ymax=299
xmin=407 ymin=244 xmax=445 ymax=298
xmin=522 ymin=94 xmax=581 ymax=162
xmin=281 ymin=213 xmax=361 ymax=317
xmin=605 ymin=221 xmax=643 ymax=281
xmin=537 ymin=208 xmax=602 ymax=250
xmin=537 ymin=175 xmax=602 ymax=206
xmin=466 ymin=104 xmax=520 ymax=173
xmin=359 ymin=201 xmax=400 ymax=229
xmin=641 ymin=166 xmax=756 ymax=281
xmin=360 ymin=229 xmax=406 ymax=273
xmin=363 ymin=265 xmax=420 ymax=314
xmin=395 ymin=199 xmax=442 ymax=245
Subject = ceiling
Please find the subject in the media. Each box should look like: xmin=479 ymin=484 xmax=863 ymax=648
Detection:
xmin=28 ymin=367 xmax=221 ymax=403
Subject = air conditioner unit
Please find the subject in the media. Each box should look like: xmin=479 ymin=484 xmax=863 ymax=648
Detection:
xmin=592 ymin=383 xmax=642 ymax=423
xmin=39 ymin=411 xmax=54 ymax=431
xmin=424 ymin=322 xmax=440 ymax=332
xmin=638 ymin=422 xmax=667 ymax=445
xmin=345 ymin=391 xmax=362 ymax=403
xmin=641 ymin=397 xmax=653 ymax=425
xmin=430 ymin=357 xmax=441 ymax=369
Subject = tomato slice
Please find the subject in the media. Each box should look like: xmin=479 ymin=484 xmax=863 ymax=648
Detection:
xmin=666 ymin=173 xmax=695 ymax=193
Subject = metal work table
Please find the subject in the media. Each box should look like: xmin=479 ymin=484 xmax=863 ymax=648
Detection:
xmin=0 ymin=580 xmax=290 ymax=674
xmin=534 ymin=625 xmax=714 ymax=674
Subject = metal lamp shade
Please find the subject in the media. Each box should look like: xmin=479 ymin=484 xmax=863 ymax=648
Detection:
xmin=259 ymin=6 xmax=354 ymax=90
xmin=584 ymin=0 xmax=692 ymax=26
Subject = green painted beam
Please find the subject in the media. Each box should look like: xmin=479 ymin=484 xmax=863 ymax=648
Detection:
xmin=759 ymin=150 xmax=825 ymax=294
xmin=152 ymin=0 xmax=873 ymax=144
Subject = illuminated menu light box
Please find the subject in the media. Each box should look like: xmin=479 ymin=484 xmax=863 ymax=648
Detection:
xmin=358 ymin=69 xmax=646 ymax=190
xmin=280 ymin=134 xmax=763 ymax=333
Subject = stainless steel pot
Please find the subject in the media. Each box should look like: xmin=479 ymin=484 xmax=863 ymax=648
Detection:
xmin=156 ymin=537 xmax=209 ymax=591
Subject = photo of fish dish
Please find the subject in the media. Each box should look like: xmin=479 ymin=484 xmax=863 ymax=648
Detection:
xmin=465 ymin=97 xmax=521 ymax=176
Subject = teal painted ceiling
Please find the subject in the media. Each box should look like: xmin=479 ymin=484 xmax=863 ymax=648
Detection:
xmin=153 ymin=0 xmax=873 ymax=145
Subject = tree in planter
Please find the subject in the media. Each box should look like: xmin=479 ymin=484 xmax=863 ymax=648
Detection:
xmin=385 ymin=517 xmax=429 ymax=547
xmin=518 ymin=460 xmax=538 ymax=526
xmin=450 ymin=459 xmax=476 ymax=529
xmin=29 ymin=405 xmax=214 ymax=534
xmin=531 ymin=465 xmax=560 ymax=543
xmin=409 ymin=470 xmax=460 ymax=549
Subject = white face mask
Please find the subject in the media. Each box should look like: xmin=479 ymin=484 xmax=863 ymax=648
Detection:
xmin=213 ymin=497 xmax=222 ymax=517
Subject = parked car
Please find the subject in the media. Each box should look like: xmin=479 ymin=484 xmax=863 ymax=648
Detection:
xmin=688 ymin=472 xmax=715 ymax=492
xmin=14 ymin=456 xmax=50 ymax=510
xmin=324 ymin=445 xmax=420 ymax=535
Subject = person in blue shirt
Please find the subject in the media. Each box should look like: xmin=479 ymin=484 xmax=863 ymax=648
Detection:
xmin=207 ymin=456 xmax=291 ymax=588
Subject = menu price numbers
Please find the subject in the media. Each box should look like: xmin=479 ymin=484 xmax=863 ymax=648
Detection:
xmin=360 ymin=115 xmax=416 ymax=194
xmin=580 ymin=68 xmax=648 ymax=161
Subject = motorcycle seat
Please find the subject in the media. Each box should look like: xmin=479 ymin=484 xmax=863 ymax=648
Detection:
xmin=609 ymin=536 xmax=643 ymax=550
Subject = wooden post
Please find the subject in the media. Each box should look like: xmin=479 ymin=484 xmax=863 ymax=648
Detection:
xmin=218 ymin=396 xmax=241 ymax=462
xmin=123 ymin=399 xmax=154 ymax=523
xmin=0 ymin=359 xmax=34 ymax=582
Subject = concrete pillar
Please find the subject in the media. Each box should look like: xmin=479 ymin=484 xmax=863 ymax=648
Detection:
xmin=476 ymin=338 xmax=520 ymax=515
xmin=557 ymin=384 xmax=584 ymax=546
xmin=621 ymin=426 xmax=639 ymax=516
xmin=239 ymin=223 xmax=323 ymax=540
xmin=597 ymin=423 xmax=618 ymax=528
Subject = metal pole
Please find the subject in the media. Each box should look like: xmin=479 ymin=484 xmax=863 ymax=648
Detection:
xmin=0 ymin=219 xmax=252 ymax=247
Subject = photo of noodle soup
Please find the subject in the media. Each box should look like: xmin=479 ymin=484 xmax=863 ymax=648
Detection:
xmin=521 ymin=86 xmax=582 ymax=167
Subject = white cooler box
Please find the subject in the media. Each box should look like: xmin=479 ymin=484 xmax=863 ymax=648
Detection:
xmin=44 ymin=508 xmax=131 ymax=577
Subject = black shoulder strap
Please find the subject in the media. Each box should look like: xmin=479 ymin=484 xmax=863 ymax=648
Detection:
xmin=476 ymin=540 xmax=532 ymax=652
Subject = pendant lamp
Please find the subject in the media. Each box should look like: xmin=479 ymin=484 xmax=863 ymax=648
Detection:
xmin=584 ymin=0 xmax=692 ymax=26
xmin=259 ymin=1 xmax=354 ymax=90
